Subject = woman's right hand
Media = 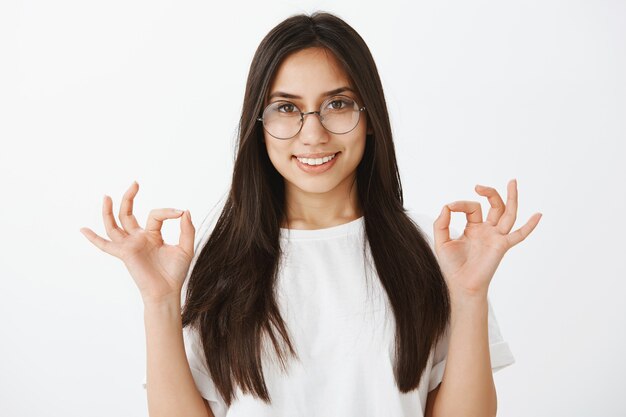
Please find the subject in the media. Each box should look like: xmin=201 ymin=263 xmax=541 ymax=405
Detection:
xmin=79 ymin=181 xmax=195 ymax=305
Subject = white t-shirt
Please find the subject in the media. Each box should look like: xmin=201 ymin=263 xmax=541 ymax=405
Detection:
xmin=143 ymin=211 xmax=515 ymax=416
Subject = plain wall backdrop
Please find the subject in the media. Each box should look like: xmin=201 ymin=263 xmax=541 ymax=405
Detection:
xmin=1 ymin=0 xmax=625 ymax=416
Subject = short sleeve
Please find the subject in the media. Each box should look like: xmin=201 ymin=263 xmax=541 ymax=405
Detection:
xmin=405 ymin=210 xmax=516 ymax=392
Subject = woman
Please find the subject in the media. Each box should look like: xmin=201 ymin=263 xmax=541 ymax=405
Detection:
xmin=80 ymin=11 xmax=541 ymax=417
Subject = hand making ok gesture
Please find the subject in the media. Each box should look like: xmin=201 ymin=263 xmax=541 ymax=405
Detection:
xmin=79 ymin=181 xmax=195 ymax=305
xmin=433 ymin=179 xmax=542 ymax=298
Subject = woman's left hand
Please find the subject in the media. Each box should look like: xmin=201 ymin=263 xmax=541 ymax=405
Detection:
xmin=433 ymin=179 xmax=542 ymax=298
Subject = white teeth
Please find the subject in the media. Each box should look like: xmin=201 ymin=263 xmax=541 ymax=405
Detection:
xmin=296 ymin=153 xmax=337 ymax=166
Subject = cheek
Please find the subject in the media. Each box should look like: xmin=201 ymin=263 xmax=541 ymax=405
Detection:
xmin=264 ymin=140 xmax=292 ymax=169
xmin=346 ymin=135 xmax=367 ymax=163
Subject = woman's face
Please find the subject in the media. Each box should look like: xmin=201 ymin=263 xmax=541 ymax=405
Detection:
xmin=262 ymin=47 xmax=371 ymax=197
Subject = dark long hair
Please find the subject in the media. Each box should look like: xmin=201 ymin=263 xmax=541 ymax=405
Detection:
xmin=181 ymin=11 xmax=450 ymax=406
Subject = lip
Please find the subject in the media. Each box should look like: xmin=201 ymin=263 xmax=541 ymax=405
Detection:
xmin=293 ymin=152 xmax=340 ymax=174
xmin=293 ymin=152 xmax=339 ymax=158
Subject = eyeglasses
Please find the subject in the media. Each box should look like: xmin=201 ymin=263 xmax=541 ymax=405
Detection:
xmin=256 ymin=95 xmax=366 ymax=140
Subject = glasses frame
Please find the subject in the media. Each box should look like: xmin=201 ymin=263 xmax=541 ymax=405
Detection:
xmin=256 ymin=95 xmax=367 ymax=140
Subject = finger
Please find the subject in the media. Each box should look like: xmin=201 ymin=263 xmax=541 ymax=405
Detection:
xmin=433 ymin=205 xmax=452 ymax=250
xmin=178 ymin=210 xmax=195 ymax=257
xmin=103 ymin=195 xmax=127 ymax=241
xmin=506 ymin=212 xmax=542 ymax=248
xmin=79 ymin=227 xmax=120 ymax=257
xmin=447 ymin=200 xmax=483 ymax=224
xmin=119 ymin=181 xmax=142 ymax=233
xmin=145 ymin=208 xmax=185 ymax=232
xmin=475 ymin=184 xmax=506 ymax=225
xmin=498 ymin=179 xmax=518 ymax=234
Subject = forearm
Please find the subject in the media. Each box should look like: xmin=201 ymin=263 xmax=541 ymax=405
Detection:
xmin=432 ymin=291 xmax=497 ymax=417
xmin=145 ymin=297 xmax=211 ymax=417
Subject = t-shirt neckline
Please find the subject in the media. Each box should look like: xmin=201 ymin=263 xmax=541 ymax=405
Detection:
xmin=279 ymin=216 xmax=364 ymax=240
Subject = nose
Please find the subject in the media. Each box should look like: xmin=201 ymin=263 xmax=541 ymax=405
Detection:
xmin=298 ymin=111 xmax=329 ymax=144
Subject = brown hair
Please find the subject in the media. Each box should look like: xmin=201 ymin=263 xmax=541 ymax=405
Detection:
xmin=181 ymin=11 xmax=450 ymax=405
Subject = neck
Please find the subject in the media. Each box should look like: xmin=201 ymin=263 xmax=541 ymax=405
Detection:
xmin=282 ymin=175 xmax=362 ymax=230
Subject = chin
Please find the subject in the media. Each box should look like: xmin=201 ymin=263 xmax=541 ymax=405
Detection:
xmin=287 ymin=177 xmax=343 ymax=195
xmin=296 ymin=182 xmax=338 ymax=195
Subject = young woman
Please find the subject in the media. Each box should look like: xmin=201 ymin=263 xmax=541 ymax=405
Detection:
xmin=80 ymin=11 xmax=541 ymax=417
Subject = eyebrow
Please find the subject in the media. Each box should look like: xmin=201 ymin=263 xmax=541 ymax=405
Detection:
xmin=267 ymin=86 xmax=356 ymax=101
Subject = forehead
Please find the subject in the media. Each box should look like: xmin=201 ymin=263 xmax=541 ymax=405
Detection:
xmin=267 ymin=47 xmax=354 ymax=101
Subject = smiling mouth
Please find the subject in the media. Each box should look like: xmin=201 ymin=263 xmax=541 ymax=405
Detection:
xmin=293 ymin=152 xmax=339 ymax=166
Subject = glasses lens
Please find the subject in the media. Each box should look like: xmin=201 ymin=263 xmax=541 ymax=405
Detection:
xmin=320 ymin=96 xmax=361 ymax=134
xmin=262 ymin=102 xmax=302 ymax=139
xmin=260 ymin=96 xmax=363 ymax=139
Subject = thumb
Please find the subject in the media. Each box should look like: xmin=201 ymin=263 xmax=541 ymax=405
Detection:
xmin=178 ymin=210 xmax=195 ymax=257
xmin=433 ymin=205 xmax=452 ymax=251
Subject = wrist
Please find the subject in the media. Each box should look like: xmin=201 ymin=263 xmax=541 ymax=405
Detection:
xmin=143 ymin=293 xmax=182 ymax=314
xmin=448 ymin=288 xmax=489 ymax=327
xmin=449 ymin=286 xmax=489 ymax=305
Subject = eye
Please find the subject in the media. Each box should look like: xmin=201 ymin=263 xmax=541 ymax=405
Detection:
xmin=277 ymin=103 xmax=297 ymax=113
xmin=326 ymin=97 xmax=355 ymax=110
xmin=330 ymin=100 xmax=344 ymax=109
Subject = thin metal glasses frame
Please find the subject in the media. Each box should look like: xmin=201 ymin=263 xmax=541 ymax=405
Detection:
xmin=256 ymin=96 xmax=366 ymax=140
